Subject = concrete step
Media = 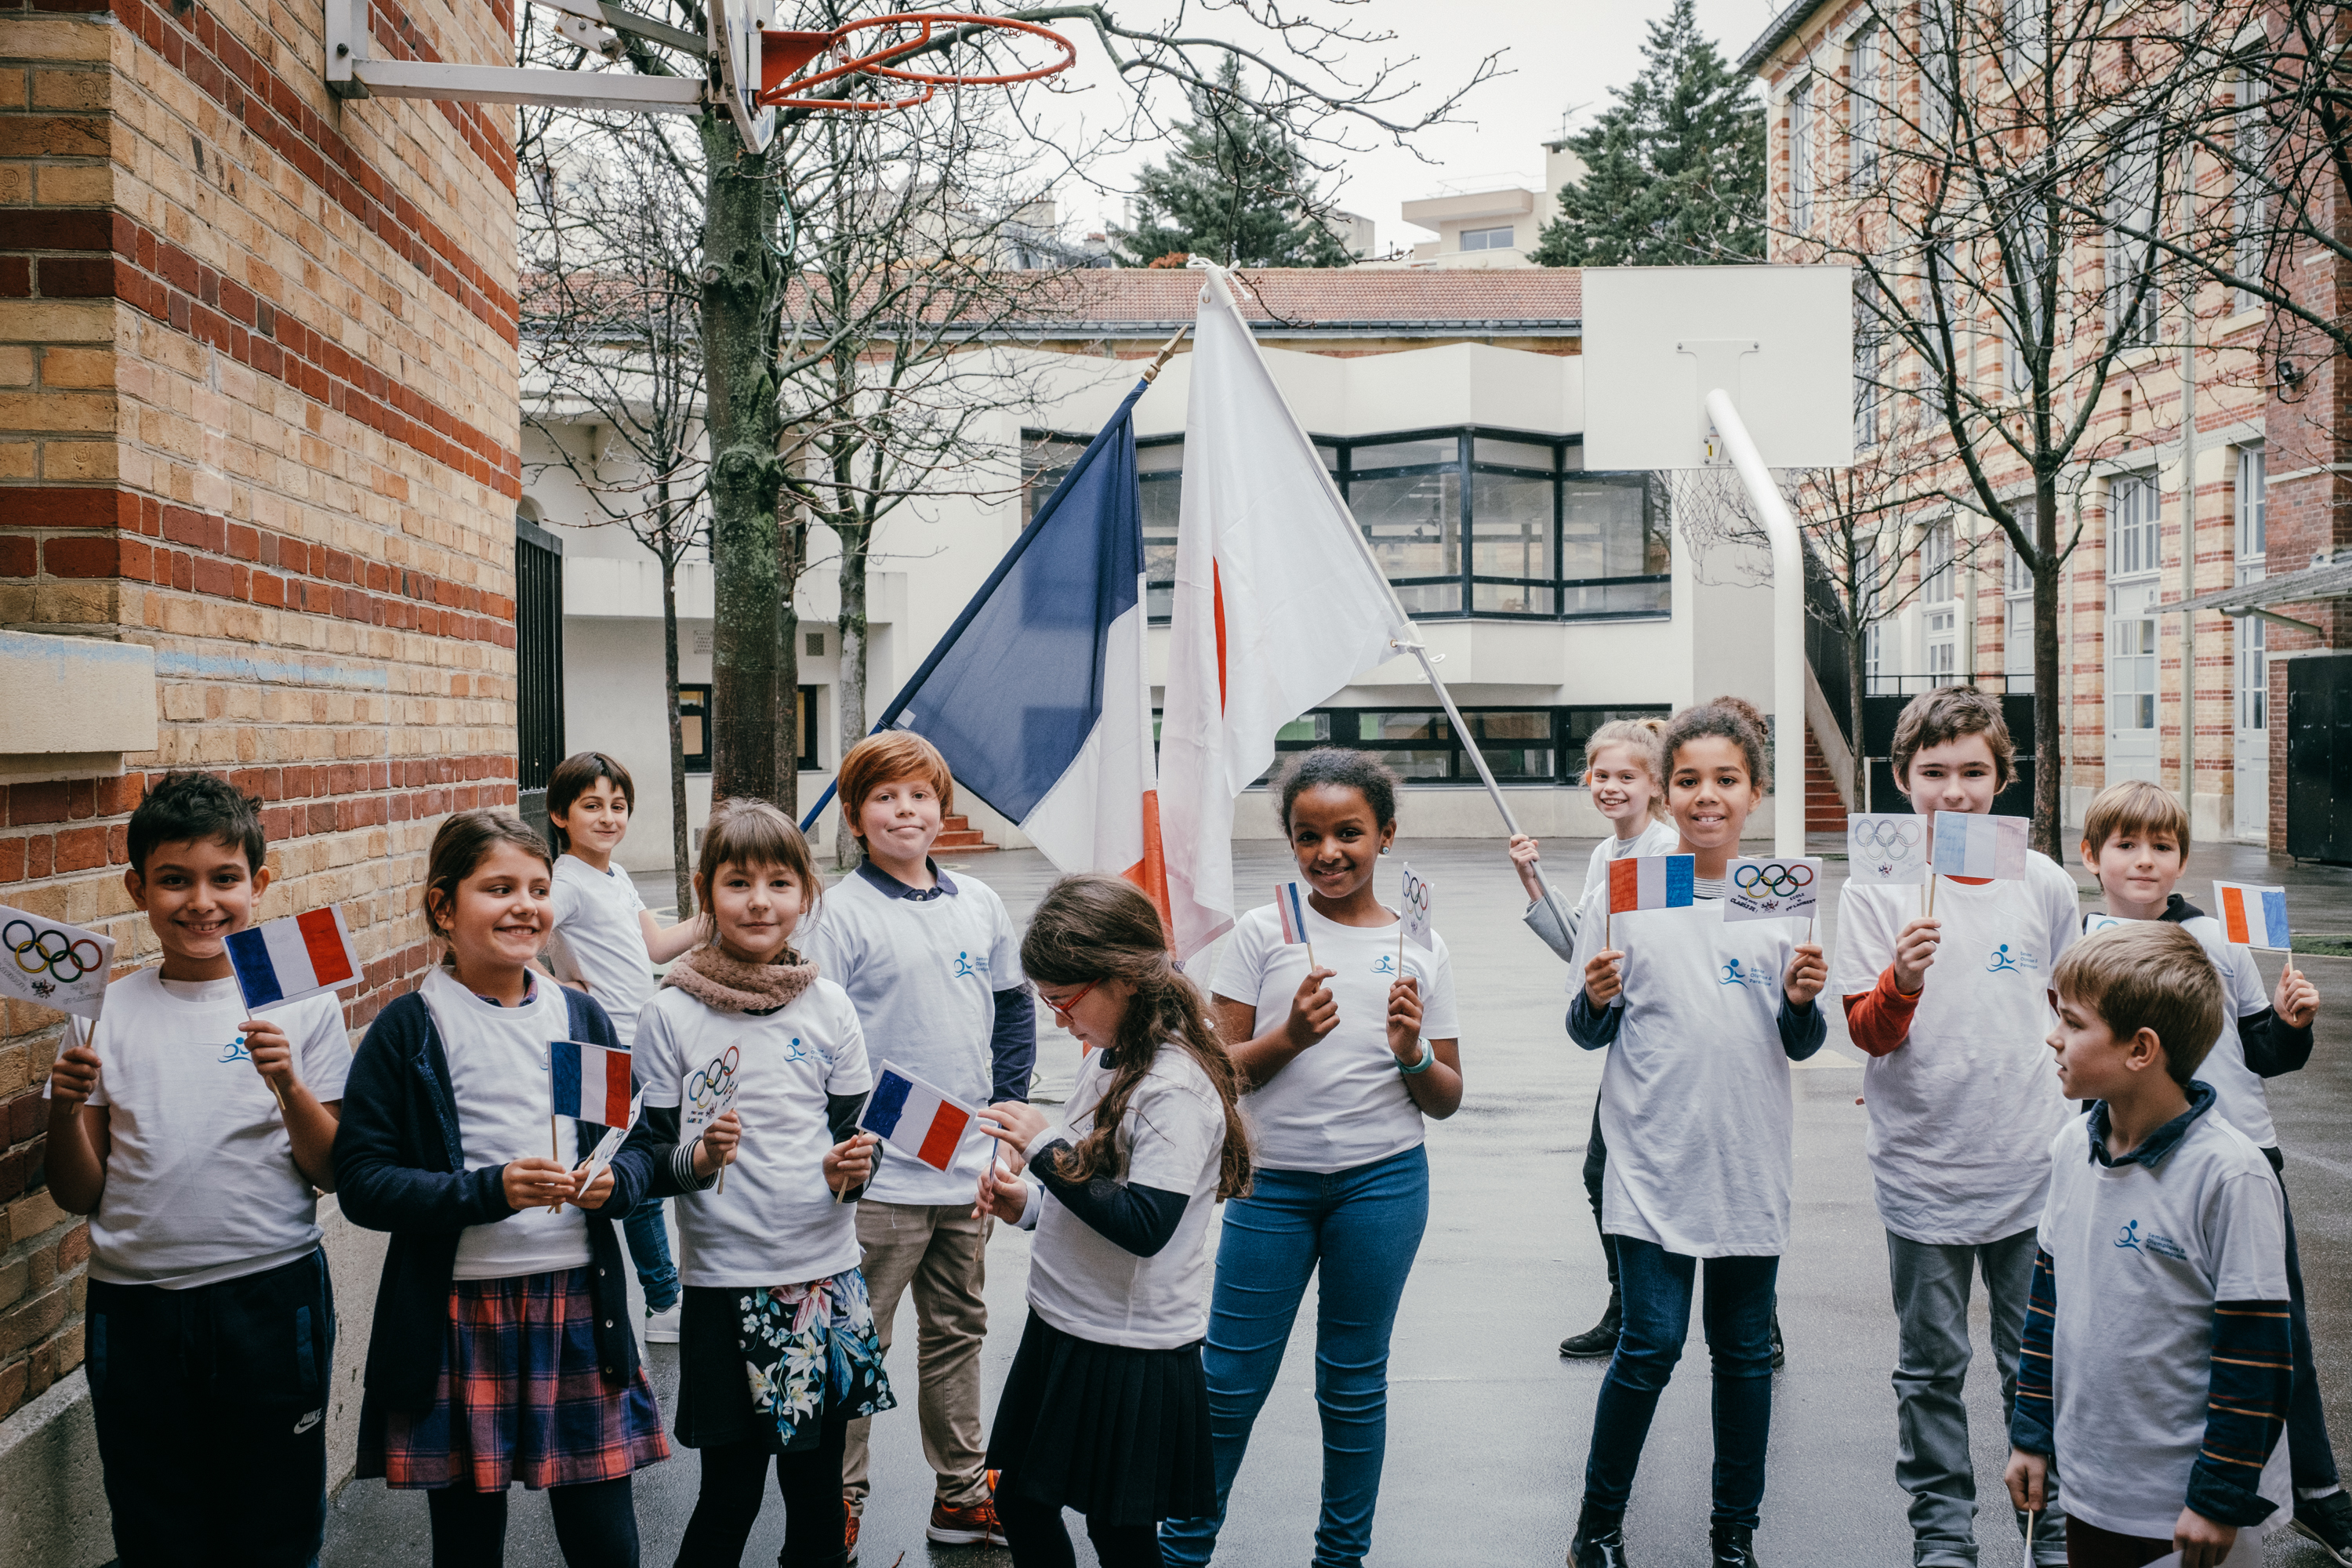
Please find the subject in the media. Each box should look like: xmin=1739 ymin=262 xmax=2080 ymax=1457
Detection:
xmin=1803 ymin=724 xmax=1849 ymax=834
xmin=935 ymin=815 xmax=999 ymax=853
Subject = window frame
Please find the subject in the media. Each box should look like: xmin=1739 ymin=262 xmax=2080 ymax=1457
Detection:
xmin=1790 ymin=77 xmax=1816 ymax=233
xmin=1251 ymin=704 xmax=1674 ymax=787
xmin=1459 ymin=224 xmax=1516 ymax=252
xmin=676 ymin=683 xmax=817 ymax=773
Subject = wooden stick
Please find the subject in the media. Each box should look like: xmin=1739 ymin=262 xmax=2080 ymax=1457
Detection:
xmin=550 ymin=1114 xmax=564 ymax=1214
xmin=2024 ymin=1507 xmax=2036 ymax=1566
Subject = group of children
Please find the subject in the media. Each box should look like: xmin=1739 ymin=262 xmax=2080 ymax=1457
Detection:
xmin=34 ymin=683 xmax=2349 ymax=1568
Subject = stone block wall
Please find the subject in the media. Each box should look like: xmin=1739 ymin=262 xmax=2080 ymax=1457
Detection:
xmin=0 ymin=0 xmax=521 ymax=1434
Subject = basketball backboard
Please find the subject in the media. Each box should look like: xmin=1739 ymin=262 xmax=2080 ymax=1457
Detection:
xmin=1581 ymin=265 xmax=1854 ymax=472
xmin=709 ymin=0 xmax=776 ymax=151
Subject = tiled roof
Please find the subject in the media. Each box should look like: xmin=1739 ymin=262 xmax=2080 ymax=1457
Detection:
xmin=991 ymin=267 xmax=1582 ymax=335
xmin=1738 ymin=0 xmax=1831 ymax=73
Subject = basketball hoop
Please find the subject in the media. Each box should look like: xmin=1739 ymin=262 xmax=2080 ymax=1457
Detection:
xmin=757 ymin=12 xmax=1076 ymax=111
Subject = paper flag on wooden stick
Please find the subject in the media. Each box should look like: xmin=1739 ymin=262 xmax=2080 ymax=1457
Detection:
xmin=1930 ymin=811 xmax=2030 ymax=880
xmin=1399 ymin=863 xmax=1435 ymax=949
xmin=0 ymin=905 xmax=114 ymax=1020
xmin=1847 ymin=815 xmax=1928 ymax=885
xmin=2214 ymin=882 xmax=2290 ymax=950
xmin=578 ymin=1088 xmax=644 ymax=1189
xmin=1724 ymin=858 xmax=1823 ymax=923
xmin=225 ymin=906 xmax=361 ymax=1011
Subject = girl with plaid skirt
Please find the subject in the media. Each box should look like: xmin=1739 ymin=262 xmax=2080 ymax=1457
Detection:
xmin=337 ymin=811 xmax=719 ymax=1567
xmin=633 ymin=800 xmax=895 ymax=1568
xmin=971 ymin=875 xmax=1254 ymax=1568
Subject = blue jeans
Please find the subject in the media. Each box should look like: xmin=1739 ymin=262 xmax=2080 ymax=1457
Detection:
xmin=1583 ymin=1236 xmax=1778 ymax=1530
xmin=622 ymin=1200 xmax=679 ymax=1313
xmin=1160 ymin=1144 xmax=1428 ymax=1568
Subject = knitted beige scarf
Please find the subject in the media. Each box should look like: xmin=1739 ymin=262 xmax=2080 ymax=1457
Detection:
xmin=661 ymin=942 xmax=818 ymax=1014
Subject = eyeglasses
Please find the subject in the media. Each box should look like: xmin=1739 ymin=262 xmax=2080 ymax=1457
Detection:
xmin=1040 ymin=980 xmax=1097 ymax=1021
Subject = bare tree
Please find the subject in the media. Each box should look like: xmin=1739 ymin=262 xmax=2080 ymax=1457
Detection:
xmin=517 ymin=113 xmax=709 ymax=917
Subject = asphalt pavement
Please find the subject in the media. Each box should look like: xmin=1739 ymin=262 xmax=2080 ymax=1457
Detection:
xmin=324 ymin=832 xmax=2352 ymax=1566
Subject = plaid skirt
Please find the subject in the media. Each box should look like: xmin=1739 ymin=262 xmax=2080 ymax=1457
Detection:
xmin=357 ymin=1266 xmax=669 ymax=1492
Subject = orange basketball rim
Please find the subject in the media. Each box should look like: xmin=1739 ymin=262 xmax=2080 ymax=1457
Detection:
xmin=757 ymin=12 xmax=1076 ymax=111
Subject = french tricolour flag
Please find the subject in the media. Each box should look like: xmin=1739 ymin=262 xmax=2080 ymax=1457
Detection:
xmin=225 ymin=907 xmax=361 ymax=1010
xmin=860 ymin=1062 xmax=975 ymax=1174
xmin=1931 ymin=811 xmax=2029 ymax=879
xmin=798 ymin=379 xmax=1167 ymax=929
xmin=2214 ymin=882 xmax=2291 ymax=949
xmin=1275 ymin=882 xmax=1311 ymax=945
xmin=551 ymin=1040 xmax=633 ymax=1127
xmin=1609 ymin=854 xmax=1695 ymax=913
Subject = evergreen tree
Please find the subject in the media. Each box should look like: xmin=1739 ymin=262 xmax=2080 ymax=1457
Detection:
xmin=1534 ymin=0 xmax=1764 ymax=267
xmin=1113 ymin=59 xmax=1353 ymax=268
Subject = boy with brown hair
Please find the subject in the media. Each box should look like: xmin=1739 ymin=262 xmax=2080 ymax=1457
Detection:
xmin=1830 ymin=686 xmax=2078 ymax=1567
xmin=803 ymin=731 xmax=1034 ymax=1554
xmin=2074 ymin=779 xmax=2346 ymax=1561
xmin=2009 ymin=921 xmax=2292 ymax=1568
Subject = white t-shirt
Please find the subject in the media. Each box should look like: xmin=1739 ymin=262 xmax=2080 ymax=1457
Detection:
xmin=1021 ymin=1042 xmax=1225 ymax=1350
xmin=635 ymin=978 xmax=873 ymax=1287
xmin=800 ymin=862 xmax=1024 ymax=1207
xmin=1211 ymin=901 xmax=1461 ymax=1175
xmin=1570 ymin=885 xmax=1809 ymax=1257
xmin=2169 ymin=914 xmax=2277 ymax=1150
xmin=548 ymin=855 xmax=654 ymax=1048
xmin=1831 ymin=851 xmax=2081 ymax=1246
xmin=1581 ymin=821 xmax=1682 ymax=899
xmin=2038 ymin=1104 xmax=2289 ymax=1539
xmin=68 ymin=970 xmax=349 ymax=1289
xmin=419 ymin=967 xmax=595 ymax=1280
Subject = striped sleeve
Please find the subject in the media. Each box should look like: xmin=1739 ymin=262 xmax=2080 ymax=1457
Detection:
xmin=2184 ymin=1298 xmax=2292 ymax=1526
xmin=2009 ymin=1247 xmax=2056 ymax=1455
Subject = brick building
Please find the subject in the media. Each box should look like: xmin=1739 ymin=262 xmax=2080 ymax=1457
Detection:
xmin=1 ymin=0 xmax=524 ymax=1541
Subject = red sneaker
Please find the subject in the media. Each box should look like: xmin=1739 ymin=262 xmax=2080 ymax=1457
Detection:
xmin=844 ymin=1500 xmax=859 ymax=1563
xmin=927 ymin=1496 xmax=1009 ymax=1546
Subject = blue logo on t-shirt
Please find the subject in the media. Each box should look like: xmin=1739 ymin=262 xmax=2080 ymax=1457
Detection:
xmin=2115 ymin=1220 xmax=2142 ymax=1252
xmin=953 ymin=950 xmax=989 ymax=980
xmin=1371 ymin=953 xmax=1396 ymax=976
xmin=781 ymin=1036 xmax=811 ymax=1065
xmin=216 ymin=1033 xmax=251 ymax=1065
xmin=1719 ymin=958 xmax=1770 ymax=987
xmin=1987 ymin=943 xmax=2037 ymax=974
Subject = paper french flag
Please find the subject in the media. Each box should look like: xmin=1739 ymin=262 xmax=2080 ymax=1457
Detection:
xmin=860 ymin=1061 xmax=975 ymax=1173
xmin=1275 ymin=882 xmax=1311 ymax=945
xmin=1930 ymin=811 xmax=2029 ymax=880
xmin=551 ymin=1040 xmax=634 ymax=1127
xmin=225 ymin=906 xmax=361 ymax=1010
xmin=1608 ymin=854 xmax=1695 ymax=914
xmin=2214 ymin=882 xmax=2291 ymax=949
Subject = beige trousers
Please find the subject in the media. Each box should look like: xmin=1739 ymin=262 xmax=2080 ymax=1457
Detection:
xmin=842 ymin=1200 xmax=993 ymax=1511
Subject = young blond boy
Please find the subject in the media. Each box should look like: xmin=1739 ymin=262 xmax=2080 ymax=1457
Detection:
xmin=1830 ymin=687 xmax=2078 ymax=1566
xmin=2008 ymin=922 xmax=2291 ymax=1568
xmin=802 ymin=731 xmax=1033 ymax=1553
xmin=2074 ymin=780 xmax=2347 ymax=1561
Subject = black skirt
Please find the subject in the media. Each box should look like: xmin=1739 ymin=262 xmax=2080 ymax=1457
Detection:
xmin=984 ymin=1308 xmax=1215 ymax=1526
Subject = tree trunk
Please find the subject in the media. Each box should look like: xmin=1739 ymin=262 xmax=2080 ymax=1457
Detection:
xmin=778 ymin=499 xmax=802 ymax=821
xmin=701 ymin=112 xmax=783 ymax=808
xmin=1846 ymin=618 xmax=1869 ymax=811
xmin=2031 ymin=470 xmax=2064 ymax=857
xmin=661 ymin=549 xmax=693 ymax=919
xmin=833 ymin=514 xmax=871 ymax=869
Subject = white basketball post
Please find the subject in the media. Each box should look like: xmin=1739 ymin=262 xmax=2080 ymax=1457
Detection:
xmin=1580 ymin=266 xmax=1856 ymax=860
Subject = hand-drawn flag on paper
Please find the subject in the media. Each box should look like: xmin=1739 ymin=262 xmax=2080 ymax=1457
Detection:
xmin=1931 ymin=812 xmax=2029 ymax=880
xmin=1847 ymin=814 xmax=1929 ymax=885
xmin=682 ymin=1046 xmax=742 ymax=1145
xmin=0 ymin=905 xmax=115 ymax=1020
xmin=579 ymin=1089 xmax=644 ymax=1186
xmin=1725 ymin=858 xmax=1822 ymax=923
xmin=2214 ymin=882 xmax=2291 ymax=949
xmin=1274 ymin=882 xmax=1312 ymax=946
xmin=2084 ymin=913 xmax=2129 ymax=936
xmin=1399 ymin=863 xmax=1435 ymax=949
xmin=859 ymin=1061 xmax=975 ymax=1173
xmin=552 ymin=1040 xmax=634 ymax=1127
xmin=1609 ymin=854 xmax=1696 ymax=913
xmin=225 ymin=907 xmax=361 ymax=1010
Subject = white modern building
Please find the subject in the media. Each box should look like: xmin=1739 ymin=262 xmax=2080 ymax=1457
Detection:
xmin=525 ymin=268 xmax=1784 ymax=873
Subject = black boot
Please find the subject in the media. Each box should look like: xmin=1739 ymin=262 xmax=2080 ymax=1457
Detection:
xmin=1710 ymin=1524 xmax=1759 ymax=1567
xmin=1569 ymin=1505 xmax=1628 ymax=1568
xmin=1560 ymin=1292 xmax=1623 ymax=1358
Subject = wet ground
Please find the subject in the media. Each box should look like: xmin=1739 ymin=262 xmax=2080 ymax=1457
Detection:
xmin=325 ymin=834 xmax=2352 ymax=1566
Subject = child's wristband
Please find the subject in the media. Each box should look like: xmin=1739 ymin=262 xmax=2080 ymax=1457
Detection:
xmin=1396 ymin=1039 xmax=1434 ymax=1076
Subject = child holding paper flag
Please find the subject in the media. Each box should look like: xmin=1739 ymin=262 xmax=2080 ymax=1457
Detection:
xmin=1566 ymin=699 xmax=1826 ymax=1568
xmin=336 ymin=811 xmax=678 ymax=1567
xmin=42 ymin=772 xmax=347 ymax=1568
xmin=634 ymin=800 xmax=895 ymax=1567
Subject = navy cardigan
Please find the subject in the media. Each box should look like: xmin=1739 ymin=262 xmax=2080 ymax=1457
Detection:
xmin=332 ymin=983 xmax=685 ymax=1410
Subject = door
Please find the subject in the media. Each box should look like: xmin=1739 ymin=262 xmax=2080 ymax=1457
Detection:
xmin=2285 ymin=655 xmax=2352 ymax=863
xmin=516 ymin=517 xmax=566 ymax=836
xmin=2106 ymin=579 xmax=2160 ymax=784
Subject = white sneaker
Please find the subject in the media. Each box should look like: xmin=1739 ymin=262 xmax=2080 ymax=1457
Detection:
xmin=643 ymin=1303 xmax=682 ymax=1344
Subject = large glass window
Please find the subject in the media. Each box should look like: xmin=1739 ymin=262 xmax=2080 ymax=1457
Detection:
xmin=2237 ymin=448 xmax=2267 ymax=730
xmin=1251 ymin=705 xmax=1670 ymax=786
xmin=1460 ymin=225 xmax=1516 ymax=252
xmin=1790 ymin=78 xmax=1815 ymax=232
xmin=2111 ymin=472 xmax=2160 ymax=579
xmin=1023 ymin=425 xmax=1670 ymax=624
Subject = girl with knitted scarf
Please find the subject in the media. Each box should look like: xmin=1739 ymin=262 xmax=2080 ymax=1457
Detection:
xmin=634 ymin=800 xmax=894 ymax=1568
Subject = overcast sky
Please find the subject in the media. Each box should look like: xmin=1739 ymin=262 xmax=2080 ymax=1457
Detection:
xmin=1050 ymin=0 xmax=1790 ymax=251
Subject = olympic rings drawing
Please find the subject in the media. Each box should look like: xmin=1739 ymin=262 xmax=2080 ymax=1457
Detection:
xmin=2 ymin=918 xmax=103 ymax=982
xmin=1851 ymin=818 xmax=1923 ymax=851
xmin=1733 ymin=862 xmax=1817 ymax=898
xmin=688 ymin=1045 xmax=742 ymax=1106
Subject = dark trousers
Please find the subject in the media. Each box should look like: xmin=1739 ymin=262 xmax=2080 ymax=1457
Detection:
xmin=1000 ymin=1488 xmax=1163 ymax=1568
xmin=1584 ymin=1100 xmax=1617 ymax=1296
xmin=87 ymin=1248 xmax=332 ymax=1568
xmin=2062 ymin=1517 xmax=2172 ymax=1568
xmin=1582 ymin=1237 xmax=1779 ymax=1530
xmin=2277 ymin=1161 xmax=2341 ymax=1492
xmin=426 ymin=1476 xmax=640 ymax=1568
xmin=674 ymin=1421 xmax=850 ymax=1568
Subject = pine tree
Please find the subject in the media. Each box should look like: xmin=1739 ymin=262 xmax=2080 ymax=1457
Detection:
xmin=1112 ymin=59 xmax=1352 ymax=268
xmin=1534 ymin=0 xmax=1764 ymax=267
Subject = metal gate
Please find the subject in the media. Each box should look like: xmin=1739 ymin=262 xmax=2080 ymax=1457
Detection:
xmin=2285 ymin=653 xmax=2352 ymax=864
xmin=515 ymin=519 xmax=565 ymax=837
